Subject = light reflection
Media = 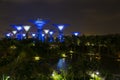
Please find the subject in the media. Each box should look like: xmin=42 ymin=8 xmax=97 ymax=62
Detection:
xmin=57 ymin=58 xmax=66 ymax=70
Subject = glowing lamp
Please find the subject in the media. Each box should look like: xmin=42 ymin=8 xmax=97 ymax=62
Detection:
xmin=23 ymin=25 xmax=31 ymax=32
xmin=34 ymin=56 xmax=40 ymax=61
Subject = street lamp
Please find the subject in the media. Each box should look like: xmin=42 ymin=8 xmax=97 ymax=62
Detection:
xmin=31 ymin=18 xmax=47 ymax=41
xmin=23 ymin=25 xmax=31 ymax=39
xmin=54 ymin=24 xmax=68 ymax=42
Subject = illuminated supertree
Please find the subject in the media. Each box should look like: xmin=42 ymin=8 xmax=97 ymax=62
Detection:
xmin=31 ymin=18 xmax=48 ymax=41
xmin=44 ymin=29 xmax=49 ymax=42
xmin=12 ymin=30 xmax=17 ymax=38
xmin=49 ymin=30 xmax=54 ymax=42
xmin=6 ymin=33 xmax=11 ymax=39
xmin=11 ymin=25 xmax=23 ymax=40
xmin=23 ymin=25 xmax=31 ymax=39
xmin=31 ymin=33 xmax=36 ymax=39
xmin=54 ymin=24 xmax=68 ymax=42
xmin=73 ymin=32 xmax=80 ymax=36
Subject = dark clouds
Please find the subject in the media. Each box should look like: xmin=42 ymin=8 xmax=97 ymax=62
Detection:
xmin=0 ymin=0 xmax=120 ymax=36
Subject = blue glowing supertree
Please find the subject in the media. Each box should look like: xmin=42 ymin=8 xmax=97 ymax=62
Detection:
xmin=31 ymin=18 xmax=48 ymax=41
xmin=11 ymin=25 xmax=23 ymax=40
xmin=53 ymin=24 xmax=68 ymax=42
xmin=49 ymin=30 xmax=54 ymax=42
xmin=73 ymin=32 xmax=80 ymax=36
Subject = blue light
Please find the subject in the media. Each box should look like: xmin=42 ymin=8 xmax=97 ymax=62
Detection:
xmin=15 ymin=26 xmax=22 ymax=31
xmin=6 ymin=33 xmax=11 ymax=37
xmin=57 ymin=25 xmax=64 ymax=31
xmin=31 ymin=18 xmax=48 ymax=41
xmin=32 ymin=33 xmax=36 ymax=37
xmin=57 ymin=58 xmax=66 ymax=70
xmin=49 ymin=31 xmax=54 ymax=35
xmin=73 ymin=32 xmax=79 ymax=36
xmin=42 ymin=33 xmax=45 ymax=37
xmin=53 ymin=24 xmax=69 ymax=31
xmin=22 ymin=34 xmax=26 ymax=37
xmin=34 ymin=19 xmax=46 ymax=29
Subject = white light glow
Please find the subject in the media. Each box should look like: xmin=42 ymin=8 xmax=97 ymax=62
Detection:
xmin=42 ymin=34 xmax=45 ymax=37
xmin=49 ymin=31 xmax=54 ymax=35
xmin=32 ymin=33 xmax=36 ymax=37
xmin=6 ymin=33 xmax=11 ymax=37
xmin=12 ymin=30 xmax=17 ymax=35
xmin=16 ymin=26 xmax=22 ymax=31
xmin=96 ymin=71 xmax=99 ymax=75
xmin=58 ymin=25 xmax=64 ymax=31
xmin=74 ymin=32 xmax=79 ymax=36
xmin=22 ymin=34 xmax=26 ymax=37
xmin=34 ymin=56 xmax=40 ymax=61
xmin=44 ymin=29 xmax=49 ymax=34
xmin=23 ymin=25 xmax=31 ymax=32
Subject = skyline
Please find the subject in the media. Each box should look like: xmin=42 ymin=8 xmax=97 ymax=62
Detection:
xmin=0 ymin=0 xmax=120 ymax=36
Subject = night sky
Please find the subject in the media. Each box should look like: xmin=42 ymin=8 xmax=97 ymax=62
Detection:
xmin=0 ymin=0 xmax=120 ymax=36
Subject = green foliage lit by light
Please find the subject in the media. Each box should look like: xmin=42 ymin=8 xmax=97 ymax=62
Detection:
xmin=51 ymin=70 xmax=63 ymax=80
xmin=90 ymin=73 xmax=102 ymax=80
